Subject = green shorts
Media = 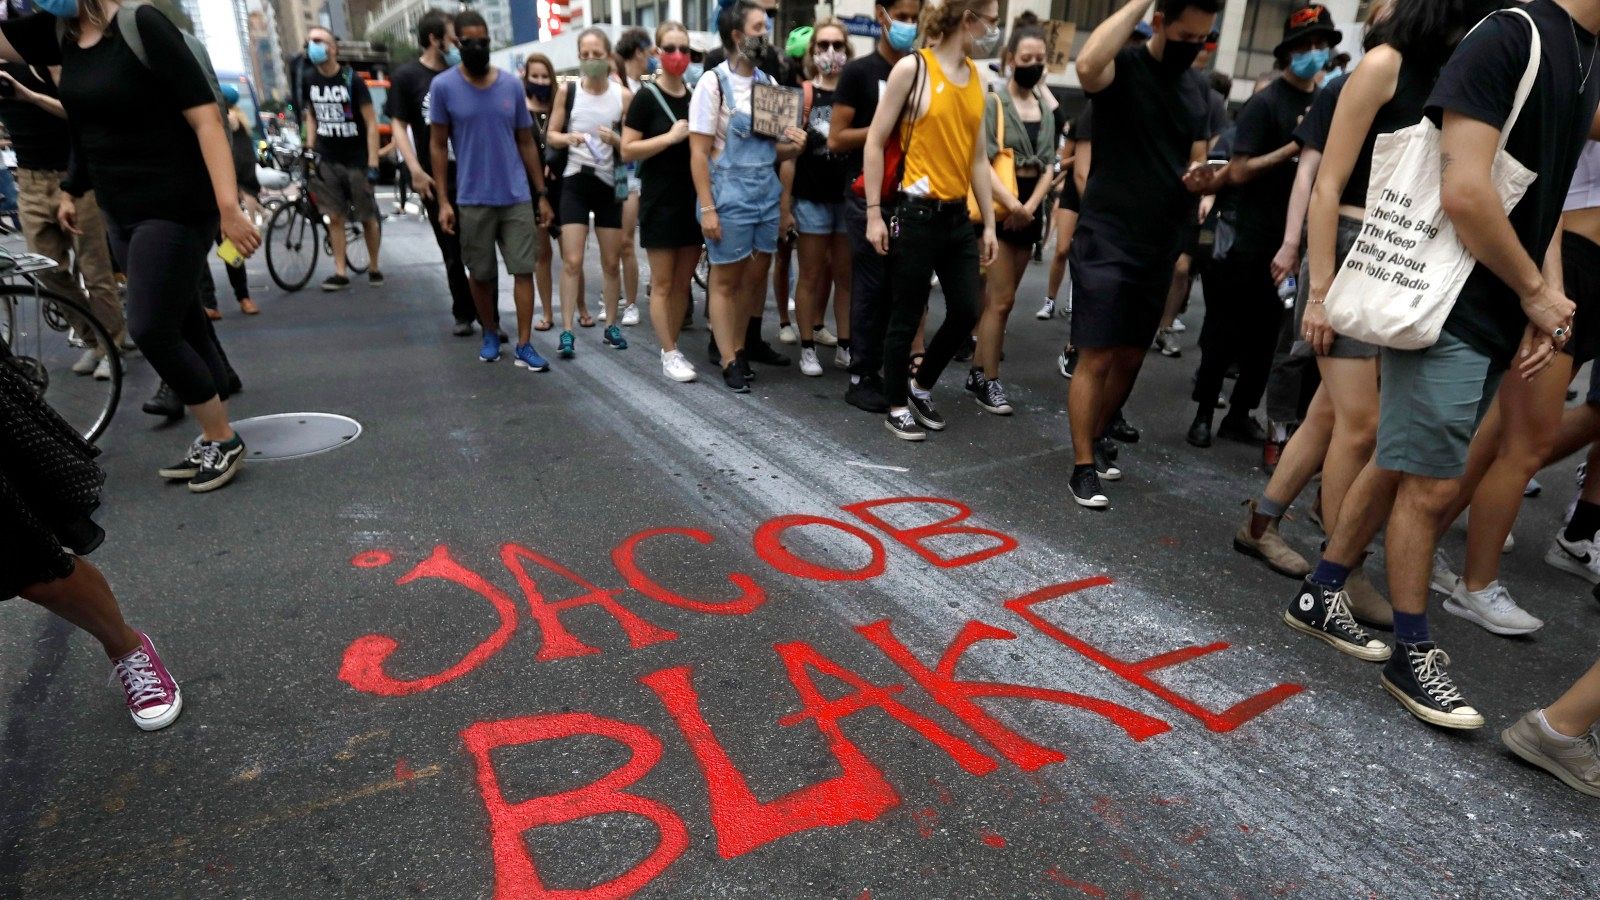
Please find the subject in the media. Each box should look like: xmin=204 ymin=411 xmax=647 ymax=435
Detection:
xmin=459 ymin=203 xmax=537 ymax=281
xmin=1376 ymin=330 xmax=1505 ymax=479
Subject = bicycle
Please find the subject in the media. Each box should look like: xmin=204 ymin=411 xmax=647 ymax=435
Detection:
xmin=0 ymin=241 xmax=122 ymax=443
xmin=264 ymin=152 xmax=380 ymax=291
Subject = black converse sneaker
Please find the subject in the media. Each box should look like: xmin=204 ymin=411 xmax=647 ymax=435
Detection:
xmin=188 ymin=436 xmax=246 ymax=493
xmin=975 ymin=377 xmax=1013 ymax=415
xmin=1283 ymin=579 xmax=1391 ymax=661
xmin=885 ymin=408 xmax=926 ymax=441
xmin=158 ymin=437 xmax=206 ymax=480
xmin=908 ymin=393 xmax=945 ymax=430
xmin=1381 ymin=642 xmax=1484 ymax=729
xmin=1093 ymin=440 xmax=1121 ymax=481
xmin=1070 ymin=467 xmax=1109 ymax=509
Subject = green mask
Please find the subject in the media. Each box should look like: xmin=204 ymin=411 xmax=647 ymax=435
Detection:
xmin=580 ymin=58 xmax=610 ymax=80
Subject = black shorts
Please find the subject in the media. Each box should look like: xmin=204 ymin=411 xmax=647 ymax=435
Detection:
xmin=996 ymin=175 xmax=1045 ymax=248
xmin=1057 ymin=172 xmax=1080 ymax=214
xmin=1563 ymin=231 xmax=1600 ymax=366
xmin=1068 ymin=225 xmax=1174 ymax=349
xmin=558 ymin=169 xmax=623 ymax=230
xmin=639 ymin=186 xmax=702 ymax=249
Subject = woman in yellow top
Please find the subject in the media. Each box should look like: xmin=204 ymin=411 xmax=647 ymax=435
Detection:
xmin=864 ymin=0 xmax=999 ymax=441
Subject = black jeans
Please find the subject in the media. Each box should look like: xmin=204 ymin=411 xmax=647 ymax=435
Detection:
xmin=1192 ymin=250 xmax=1285 ymax=417
xmin=105 ymin=214 xmax=228 ymax=407
xmin=884 ymin=200 xmax=981 ymax=408
xmin=421 ymin=170 xmax=478 ymax=325
xmin=1264 ymin=303 xmax=1319 ymax=425
xmin=198 ymin=236 xmax=249 ymax=309
xmin=845 ymin=194 xmax=892 ymax=382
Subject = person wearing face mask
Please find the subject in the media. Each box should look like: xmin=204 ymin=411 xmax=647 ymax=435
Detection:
xmin=782 ymin=20 xmax=855 ymax=378
xmin=523 ymin=54 xmax=567 ymax=333
xmin=864 ymin=0 xmax=1000 ymax=441
xmin=547 ymin=27 xmax=634 ymax=359
xmin=689 ymin=0 xmax=808 ymax=392
xmin=622 ymin=21 xmax=703 ymax=383
xmin=611 ymin=27 xmax=654 ymax=329
xmin=299 ymin=26 xmax=384 ymax=291
xmin=386 ymin=10 xmax=480 ymax=336
xmin=1186 ymin=6 xmax=1337 ymax=451
xmin=1064 ymin=0 xmax=1223 ymax=508
xmin=967 ymin=12 xmax=1060 ymax=417
xmin=831 ymin=0 xmax=925 ymax=414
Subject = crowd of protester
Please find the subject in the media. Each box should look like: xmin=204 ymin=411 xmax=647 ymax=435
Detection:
xmin=1 ymin=0 xmax=1598 ymax=805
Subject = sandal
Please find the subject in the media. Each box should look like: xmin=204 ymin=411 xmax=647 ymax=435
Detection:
xmin=534 ymin=317 xmax=553 ymax=332
xmin=578 ymin=315 xmax=597 ymax=328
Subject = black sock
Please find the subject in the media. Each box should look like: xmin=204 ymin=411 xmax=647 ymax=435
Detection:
xmin=839 ymin=338 xmax=852 ymax=350
xmin=802 ymin=339 xmax=815 ymax=349
xmin=1567 ymin=500 xmax=1600 ymax=543
xmin=745 ymin=317 xmax=763 ymax=345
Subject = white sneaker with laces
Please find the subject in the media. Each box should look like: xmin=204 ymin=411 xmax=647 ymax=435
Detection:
xmin=1429 ymin=549 xmax=1459 ymax=596
xmin=1035 ymin=298 xmax=1055 ymax=320
xmin=661 ymin=349 xmax=697 ymax=383
xmin=799 ymin=347 xmax=823 ymax=377
xmin=71 ymin=347 xmax=102 ymax=375
xmin=1170 ymin=317 xmax=1187 ymax=333
xmin=621 ymin=303 xmax=640 ymax=326
xmin=834 ymin=346 xmax=851 ymax=369
xmin=1544 ymin=532 xmax=1600 ymax=584
xmin=93 ymin=354 xmax=113 ymax=381
xmin=813 ymin=327 xmax=838 ymax=346
xmin=1444 ymin=580 xmax=1544 ymax=635
xmin=778 ymin=324 xmax=798 ymax=344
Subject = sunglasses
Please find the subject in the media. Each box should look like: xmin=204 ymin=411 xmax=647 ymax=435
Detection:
xmin=658 ymin=44 xmax=689 ymax=54
xmin=814 ymin=40 xmax=846 ymax=51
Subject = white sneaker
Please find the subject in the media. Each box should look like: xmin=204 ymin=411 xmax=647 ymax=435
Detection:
xmin=1170 ymin=317 xmax=1187 ymax=333
xmin=1545 ymin=532 xmax=1600 ymax=584
xmin=799 ymin=347 xmax=823 ymax=377
xmin=778 ymin=324 xmax=798 ymax=344
xmin=93 ymin=354 xmax=113 ymax=381
xmin=621 ymin=303 xmax=640 ymax=326
xmin=661 ymin=349 xmax=697 ymax=383
xmin=834 ymin=346 xmax=851 ymax=369
xmin=71 ymin=347 xmax=102 ymax=375
xmin=1035 ymin=298 xmax=1056 ymax=320
xmin=813 ymin=327 xmax=838 ymax=346
xmin=598 ymin=307 xmax=608 ymax=322
xmin=1429 ymin=549 xmax=1460 ymax=596
xmin=1444 ymin=580 xmax=1544 ymax=635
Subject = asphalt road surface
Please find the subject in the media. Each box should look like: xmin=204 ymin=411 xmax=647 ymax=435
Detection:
xmin=3 ymin=209 xmax=1597 ymax=899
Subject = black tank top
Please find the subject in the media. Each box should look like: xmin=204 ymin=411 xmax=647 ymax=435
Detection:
xmin=1341 ymin=54 xmax=1438 ymax=208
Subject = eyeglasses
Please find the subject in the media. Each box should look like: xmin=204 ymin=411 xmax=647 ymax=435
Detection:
xmin=814 ymin=40 xmax=846 ymax=51
xmin=658 ymin=44 xmax=689 ymax=54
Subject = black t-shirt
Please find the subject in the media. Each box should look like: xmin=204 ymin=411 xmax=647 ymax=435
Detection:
xmin=303 ymin=65 xmax=372 ymax=168
xmin=793 ymin=83 xmax=851 ymax=202
xmin=1428 ymin=1 xmax=1600 ymax=365
xmin=1227 ymin=78 xmax=1316 ymax=256
xmin=1079 ymin=45 xmax=1209 ymax=255
xmin=1293 ymin=73 xmax=1346 ymax=152
xmin=623 ymin=82 xmax=694 ymax=211
xmin=0 ymin=62 xmax=69 ymax=171
xmin=385 ymin=58 xmax=449 ymax=176
xmin=0 ymin=9 xmax=217 ymax=224
xmin=834 ymin=51 xmax=896 ymax=188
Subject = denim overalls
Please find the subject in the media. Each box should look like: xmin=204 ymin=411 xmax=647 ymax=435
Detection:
xmin=698 ymin=64 xmax=780 ymax=264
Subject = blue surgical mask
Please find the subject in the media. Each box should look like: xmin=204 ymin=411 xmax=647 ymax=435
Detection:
xmin=443 ymin=45 xmax=461 ymax=67
xmin=1290 ymin=47 xmax=1329 ymax=80
xmin=686 ymin=62 xmax=705 ymax=84
xmin=35 ymin=0 xmax=77 ymax=16
xmin=307 ymin=41 xmax=330 ymax=65
xmin=646 ymin=55 xmax=659 ymax=75
xmin=886 ymin=20 xmax=918 ymax=53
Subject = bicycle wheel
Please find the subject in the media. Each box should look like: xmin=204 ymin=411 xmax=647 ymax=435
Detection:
xmin=693 ymin=245 xmax=709 ymax=290
xmin=343 ymin=222 xmax=371 ymax=274
xmin=266 ymin=201 xmax=320 ymax=292
xmin=0 ymin=284 xmax=122 ymax=444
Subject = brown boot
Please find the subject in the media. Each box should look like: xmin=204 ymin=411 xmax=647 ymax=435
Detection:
xmin=1233 ymin=500 xmax=1311 ymax=578
xmin=1345 ymin=568 xmax=1394 ymax=629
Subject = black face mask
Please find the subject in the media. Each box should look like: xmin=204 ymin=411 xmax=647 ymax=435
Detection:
xmin=1012 ymin=63 xmax=1044 ymax=89
xmin=1157 ymin=38 xmax=1204 ymax=74
xmin=460 ymin=40 xmax=491 ymax=75
xmin=525 ymin=81 xmax=551 ymax=102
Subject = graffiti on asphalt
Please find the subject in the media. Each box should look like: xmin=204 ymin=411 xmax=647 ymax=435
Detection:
xmin=339 ymin=497 xmax=1302 ymax=898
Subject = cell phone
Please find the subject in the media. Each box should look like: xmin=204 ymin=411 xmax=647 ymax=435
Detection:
xmin=216 ymin=239 xmax=245 ymax=268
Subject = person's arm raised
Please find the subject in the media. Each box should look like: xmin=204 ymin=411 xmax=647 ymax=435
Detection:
xmin=1077 ymin=0 xmax=1153 ymax=95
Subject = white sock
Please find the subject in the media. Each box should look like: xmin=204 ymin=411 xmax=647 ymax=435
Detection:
xmin=910 ymin=383 xmax=931 ymax=401
xmin=850 ymin=374 xmax=861 ymax=385
xmin=1537 ymin=709 xmax=1584 ymax=743
xmin=1269 ymin=422 xmax=1288 ymax=442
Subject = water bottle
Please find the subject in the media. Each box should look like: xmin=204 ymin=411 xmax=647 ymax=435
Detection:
xmin=1278 ymin=274 xmax=1297 ymax=309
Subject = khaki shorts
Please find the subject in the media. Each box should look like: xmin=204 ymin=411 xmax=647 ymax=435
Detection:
xmin=309 ymin=159 xmax=378 ymax=223
xmin=459 ymin=203 xmax=537 ymax=281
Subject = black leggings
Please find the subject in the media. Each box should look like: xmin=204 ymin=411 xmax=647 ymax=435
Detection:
xmin=106 ymin=215 xmax=227 ymax=407
xmin=199 ymin=237 xmax=250 ymax=308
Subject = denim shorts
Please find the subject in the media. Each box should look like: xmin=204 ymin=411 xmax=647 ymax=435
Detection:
xmin=794 ymin=198 xmax=848 ymax=235
xmin=1376 ymin=330 xmax=1505 ymax=479
xmin=700 ymin=211 xmax=777 ymax=265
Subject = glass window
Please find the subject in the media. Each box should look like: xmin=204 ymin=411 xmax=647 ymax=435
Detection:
xmin=1234 ymin=0 xmax=1294 ymax=80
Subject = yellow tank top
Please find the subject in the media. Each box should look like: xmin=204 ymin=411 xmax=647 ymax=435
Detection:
xmin=900 ymin=48 xmax=985 ymax=202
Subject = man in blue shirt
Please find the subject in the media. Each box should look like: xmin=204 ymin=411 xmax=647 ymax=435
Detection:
xmin=429 ymin=11 xmax=556 ymax=370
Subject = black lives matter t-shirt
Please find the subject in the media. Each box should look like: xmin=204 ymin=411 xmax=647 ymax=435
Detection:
xmin=1078 ymin=45 xmax=1209 ymax=256
xmin=385 ymin=58 xmax=449 ymax=176
xmin=1227 ymin=78 xmax=1316 ymax=256
xmin=0 ymin=62 xmax=69 ymax=171
xmin=1428 ymin=0 xmax=1600 ymax=365
xmin=303 ymin=65 xmax=372 ymax=167
xmin=833 ymin=51 xmax=895 ymax=189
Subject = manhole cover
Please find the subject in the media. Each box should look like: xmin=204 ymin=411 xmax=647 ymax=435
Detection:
xmin=231 ymin=413 xmax=362 ymax=461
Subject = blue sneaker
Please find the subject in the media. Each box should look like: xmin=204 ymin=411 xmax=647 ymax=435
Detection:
xmin=558 ymin=330 xmax=575 ymax=359
xmin=603 ymin=324 xmax=628 ymax=350
xmin=514 ymin=342 xmax=549 ymax=372
xmin=480 ymin=331 xmax=501 ymax=362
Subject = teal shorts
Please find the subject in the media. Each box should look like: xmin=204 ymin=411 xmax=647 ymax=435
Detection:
xmin=1376 ymin=330 xmax=1505 ymax=479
